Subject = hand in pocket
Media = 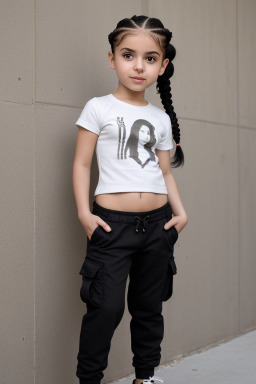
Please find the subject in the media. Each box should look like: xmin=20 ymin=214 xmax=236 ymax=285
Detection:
xmin=78 ymin=212 xmax=112 ymax=241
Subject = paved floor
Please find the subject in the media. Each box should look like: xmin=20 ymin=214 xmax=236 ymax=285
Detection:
xmin=110 ymin=329 xmax=256 ymax=384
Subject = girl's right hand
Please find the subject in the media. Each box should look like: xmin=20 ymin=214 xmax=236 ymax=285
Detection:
xmin=78 ymin=212 xmax=112 ymax=241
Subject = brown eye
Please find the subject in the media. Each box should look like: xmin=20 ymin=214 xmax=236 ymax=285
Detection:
xmin=123 ymin=53 xmax=133 ymax=59
xmin=146 ymin=56 xmax=156 ymax=63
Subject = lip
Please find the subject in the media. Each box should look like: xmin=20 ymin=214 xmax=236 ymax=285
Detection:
xmin=131 ymin=77 xmax=145 ymax=83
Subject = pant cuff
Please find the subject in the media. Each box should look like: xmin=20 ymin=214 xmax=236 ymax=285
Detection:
xmin=135 ymin=367 xmax=154 ymax=379
xmin=79 ymin=381 xmax=100 ymax=384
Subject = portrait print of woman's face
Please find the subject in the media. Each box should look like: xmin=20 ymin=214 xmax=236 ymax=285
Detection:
xmin=118 ymin=118 xmax=157 ymax=168
xmin=138 ymin=125 xmax=150 ymax=145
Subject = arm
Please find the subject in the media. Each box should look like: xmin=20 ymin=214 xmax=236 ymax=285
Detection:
xmin=156 ymin=148 xmax=188 ymax=234
xmin=73 ymin=126 xmax=97 ymax=217
xmin=72 ymin=126 xmax=111 ymax=238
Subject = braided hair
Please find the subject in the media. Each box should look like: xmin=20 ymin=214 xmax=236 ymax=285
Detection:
xmin=108 ymin=15 xmax=184 ymax=168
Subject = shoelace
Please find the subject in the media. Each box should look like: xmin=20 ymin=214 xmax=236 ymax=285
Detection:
xmin=134 ymin=215 xmax=150 ymax=233
xmin=142 ymin=376 xmax=164 ymax=384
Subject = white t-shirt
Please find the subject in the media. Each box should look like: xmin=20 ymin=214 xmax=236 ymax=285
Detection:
xmin=75 ymin=94 xmax=173 ymax=196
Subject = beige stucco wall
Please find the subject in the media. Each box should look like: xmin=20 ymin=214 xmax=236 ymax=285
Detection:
xmin=1 ymin=1 xmax=256 ymax=384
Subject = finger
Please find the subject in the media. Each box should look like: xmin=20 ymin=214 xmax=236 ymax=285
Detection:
xmin=100 ymin=220 xmax=112 ymax=232
xmin=164 ymin=220 xmax=176 ymax=230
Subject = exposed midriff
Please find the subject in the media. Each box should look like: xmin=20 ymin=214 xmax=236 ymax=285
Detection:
xmin=95 ymin=192 xmax=168 ymax=212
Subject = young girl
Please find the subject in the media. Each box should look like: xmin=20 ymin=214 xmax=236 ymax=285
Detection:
xmin=73 ymin=15 xmax=188 ymax=384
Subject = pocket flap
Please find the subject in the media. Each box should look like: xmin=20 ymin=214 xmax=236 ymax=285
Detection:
xmin=169 ymin=257 xmax=177 ymax=275
xmin=79 ymin=258 xmax=101 ymax=278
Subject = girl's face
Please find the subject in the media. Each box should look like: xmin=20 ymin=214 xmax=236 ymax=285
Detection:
xmin=108 ymin=30 xmax=169 ymax=95
xmin=138 ymin=125 xmax=150 ymax=145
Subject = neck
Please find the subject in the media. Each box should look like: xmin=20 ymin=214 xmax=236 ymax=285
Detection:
xmin=113 ymin=84 xmax=147 ymax=106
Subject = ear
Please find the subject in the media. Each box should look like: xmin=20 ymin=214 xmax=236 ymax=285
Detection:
xmin=108 ymin=51 xmax=116 ymax=70
xmin=158 ymin=58 xmax=169 ymax=76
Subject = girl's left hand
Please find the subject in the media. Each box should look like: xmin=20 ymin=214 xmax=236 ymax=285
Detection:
xmin=164 ymin=214 xmax=188 ymax=234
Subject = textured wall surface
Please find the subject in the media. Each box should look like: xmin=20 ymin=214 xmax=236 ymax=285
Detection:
xmin=1 ymin=1 xmax=256 ymax=384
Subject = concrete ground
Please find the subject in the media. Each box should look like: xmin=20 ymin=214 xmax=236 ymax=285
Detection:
xmin=110 ymin=329 xmax=256 ymax=384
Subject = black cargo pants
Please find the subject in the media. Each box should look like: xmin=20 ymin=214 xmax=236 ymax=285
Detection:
xmin=76 ymin=200 xmax=178 ymax=384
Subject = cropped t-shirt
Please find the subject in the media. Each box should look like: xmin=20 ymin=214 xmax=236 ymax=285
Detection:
xmin=75 ymin=94 xmax=173 ymax=196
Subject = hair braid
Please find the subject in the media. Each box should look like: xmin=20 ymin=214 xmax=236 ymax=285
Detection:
xmin=156 ymin=44 xmax=184 ymax=167
xmin=108 ymin=15 xmax=184 ymax=168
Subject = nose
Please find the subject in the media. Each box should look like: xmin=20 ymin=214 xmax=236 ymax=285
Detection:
xmin=133 ymin=58 xmax=144 ymax=73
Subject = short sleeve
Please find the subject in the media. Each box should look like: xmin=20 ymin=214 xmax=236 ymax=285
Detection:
xmin=75 ymin=97 xmax=101 ymax=135
xmin=155 ymin=116 xmax=173 ymax=150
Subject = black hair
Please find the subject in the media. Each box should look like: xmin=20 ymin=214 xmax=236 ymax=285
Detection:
xmin=108 ymin=15 xmax=184 ymax=168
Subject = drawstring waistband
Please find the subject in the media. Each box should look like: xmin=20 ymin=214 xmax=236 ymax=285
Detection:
xmin=135 ymin=215 xmax=150 ymax=233
xmin=92 ymin=201 xmax=173 ymax=232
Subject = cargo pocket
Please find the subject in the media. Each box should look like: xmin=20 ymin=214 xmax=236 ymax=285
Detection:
xmin=161 ymin=256 xmax=177 ymax=302
xmin=79 ymin=258 xmax=104 ymax=307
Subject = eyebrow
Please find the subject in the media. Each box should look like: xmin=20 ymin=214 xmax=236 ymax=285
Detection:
xmin=120 ymin=47 xmax=160 ymax=56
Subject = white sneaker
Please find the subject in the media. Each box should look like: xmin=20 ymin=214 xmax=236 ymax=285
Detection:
xmin=143 ymin=376 xmax=164 ymax=384
xmin=132 ymin=376 xmax=164 ymax=384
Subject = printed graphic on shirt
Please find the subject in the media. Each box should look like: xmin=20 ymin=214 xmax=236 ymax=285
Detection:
xmin=117 ymin=117 xmax=157 ymax=169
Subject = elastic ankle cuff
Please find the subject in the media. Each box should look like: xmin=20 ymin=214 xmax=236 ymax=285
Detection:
xmin=135 ymin=367 xmax=154 ymax=379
